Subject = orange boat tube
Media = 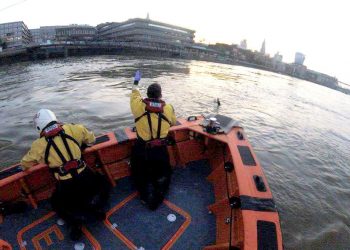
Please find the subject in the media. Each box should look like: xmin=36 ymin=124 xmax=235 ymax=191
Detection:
xmin=0 ymin=114 xmax=283 ymax=249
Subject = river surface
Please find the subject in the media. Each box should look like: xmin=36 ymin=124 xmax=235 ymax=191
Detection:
xmin=0 ymin=56 xmax=349 ymax=249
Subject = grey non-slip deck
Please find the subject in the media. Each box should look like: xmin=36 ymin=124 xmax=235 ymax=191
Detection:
xmin=0 ymin=160 xmax=216 ymax=249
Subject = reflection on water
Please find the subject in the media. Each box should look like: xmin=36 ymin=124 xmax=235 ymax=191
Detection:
xmin=0 ymin=55 xmax=350 ymax=249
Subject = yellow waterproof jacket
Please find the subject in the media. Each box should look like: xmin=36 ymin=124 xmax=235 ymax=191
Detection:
xmin=21 ymin=124 xmax=95 ymax=176
xmin=130 ymin=89 xmax=176 ymax=141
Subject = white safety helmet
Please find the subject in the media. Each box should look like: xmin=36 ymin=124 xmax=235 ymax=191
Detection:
xmin=33 ymin=109 xmax=57 ymax=132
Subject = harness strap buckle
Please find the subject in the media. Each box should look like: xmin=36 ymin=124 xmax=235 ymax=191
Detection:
xmin=62 ymin=160 xmax=79 ymax=172
xmin=146 ymin=139 xmax=168 ymax=148
xmin=51 ymin=160 xmax=86 ymax=178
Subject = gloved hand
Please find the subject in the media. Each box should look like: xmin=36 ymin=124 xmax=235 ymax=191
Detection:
xmin=134 ymin=70 xmax=141 ymax=85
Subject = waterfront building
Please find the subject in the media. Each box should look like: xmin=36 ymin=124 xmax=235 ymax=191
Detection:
xmin=30 ymin=28 xmax=41 ymax=44
xmin=30 ymin=26 xmax=65 ymax=45
xmin=56 ymin=25 xmax=96 ymax=42
xmin=0 ymin=21 xmax=32 ymax=49
xmin=295 ymin=52 xmax=305 ymax=65
xmin=30 ymin=26 xmax=66 ymax=45
xmin=32 ymin=25 xmax=88 ymax=45
xmin=35 ymin=26 xmax=66 ymax=44
xmin=208 ymin=43 xmax=234 ymax=54
xmin=97 ymin=18 xmax=195 ymax=48
xmin=304 ymin=70 xmax=338 ymax=88
xmin=291 ymin=64 xmax=307 ymax=78
xmin=273 ymin=61 xmax=286 ymax=73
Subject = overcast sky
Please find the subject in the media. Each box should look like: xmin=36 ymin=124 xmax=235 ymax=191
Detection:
xmin=1 ymin=0 xmax=349 ymax=84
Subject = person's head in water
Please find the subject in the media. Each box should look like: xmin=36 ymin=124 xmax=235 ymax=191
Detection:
xmin=147 ymin=83 xmax=162 ymax=99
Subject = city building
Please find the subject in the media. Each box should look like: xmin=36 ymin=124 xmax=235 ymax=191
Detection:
xmin=0 ymin=21 xmax=32 ymax=48
xmin=30 ymin=26 xmax=66 ymax=45
xmin=31 ymin=25 xmax=66 ymax=44
xmin=291 ymin=64 xmax=307 ymax=78
xmin=272 ymin=52 xmax=284 ymax=72
xmin=295 ymin=52 xmax=305 ymax=65
xmin=32 ymin=25 xmax=92 ymax=45
xmin=97 ymin=18 xmax=195 ymax=48
xmin=260 ymin=39 xmax=266 ymax=54
xmin=273 ymin=52 xmax=283 ymax=62
xmin=239 ymin=39 xmax=247 ymax=49
xmin=56 ymin=25 xmax=96 ymax=42
xmin=41 ymin=26 xmax=61 ymax=43
xmin=30 ymin=28 xmax=41 ymax=44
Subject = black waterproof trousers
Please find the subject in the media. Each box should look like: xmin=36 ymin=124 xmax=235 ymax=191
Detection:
xmin=130 ymin=140 xmax=172 ymax=210
xmin=50 ymin=167 xmax=110 ymax=227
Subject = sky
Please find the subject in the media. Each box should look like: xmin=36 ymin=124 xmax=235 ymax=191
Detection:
xmin=1 ymin=0 xmax=349 ymax=84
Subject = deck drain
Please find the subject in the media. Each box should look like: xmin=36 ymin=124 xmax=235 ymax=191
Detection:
xmin=57 ymin=218 xmax=65 ymax=226
xmin=74 ymin=242 xmax=85 ymax=250
xmin=167 ymin=214 xmax=176 ymax=222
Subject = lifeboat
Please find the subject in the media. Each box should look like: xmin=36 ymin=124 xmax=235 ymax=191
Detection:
xmin=0 ymin=114 xmax=283 ymax=249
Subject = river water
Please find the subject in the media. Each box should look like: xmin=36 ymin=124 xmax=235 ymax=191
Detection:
xmin=0 ymin=56 xmax=349 ymax=249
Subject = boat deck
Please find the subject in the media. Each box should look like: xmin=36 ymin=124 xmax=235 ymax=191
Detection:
xmin=0 ymin=160 xmax=216 ymax=249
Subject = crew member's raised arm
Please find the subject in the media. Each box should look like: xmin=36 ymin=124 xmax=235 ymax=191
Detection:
xmin=130 ymin=70 xmax=144 ymax=118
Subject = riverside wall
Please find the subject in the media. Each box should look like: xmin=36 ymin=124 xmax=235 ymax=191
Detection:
xmin=0 ymin=43 xmax=342 ymax=93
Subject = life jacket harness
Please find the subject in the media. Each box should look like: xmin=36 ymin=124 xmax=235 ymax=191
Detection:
xmin=42 ymin=123 xmax=85 ymax=178
xmin=134 ymin=98 xmax=171 ymax=146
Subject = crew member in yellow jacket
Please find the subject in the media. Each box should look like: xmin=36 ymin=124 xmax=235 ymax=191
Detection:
xmin=130 ymin=71 xmax=176 ymax=210
xmin=21 ymin=109 xmax=110 ymax=241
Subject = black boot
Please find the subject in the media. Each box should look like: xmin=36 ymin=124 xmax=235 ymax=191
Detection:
xmin=0 ymin=201 xmax=28 ymax=215
xmin=156 ymin=176 xmax=170 ymax=196
xmin=145 ymin=184 xmax=163 ymax=211
xmin=92 ymin=209 xmax=106 ymax=221
xmin=70 ymin=224 xmax=82 ymax=241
